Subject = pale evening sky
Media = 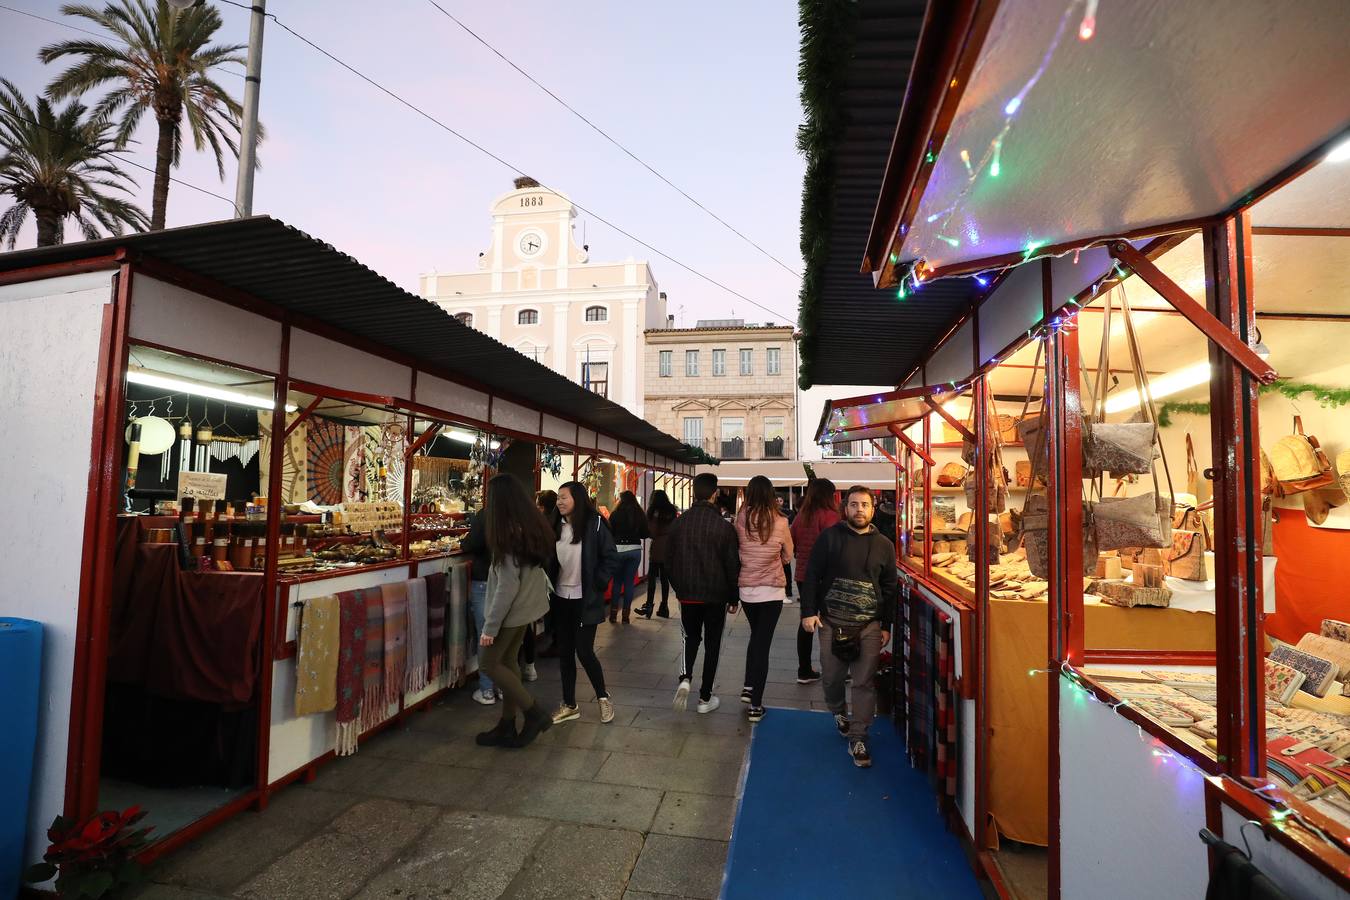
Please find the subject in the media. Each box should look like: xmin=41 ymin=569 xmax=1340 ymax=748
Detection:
xmin=0 ymin=1 xmax=806 ymax=325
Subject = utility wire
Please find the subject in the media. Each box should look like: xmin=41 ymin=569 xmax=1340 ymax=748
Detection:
xmin=421 ymin=0 xmax=802 ymax=280
xmin=215 ymin=0 xmax=794 ymax=323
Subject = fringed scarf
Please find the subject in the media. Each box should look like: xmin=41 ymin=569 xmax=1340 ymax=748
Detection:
xmin=335 ymin=590 xmax=365 ymax=755
xmin=359 ymin=586 xmax=386 ymax=730
xmin=405 ymin=578 xmax=429 ymax=693
xmin=446 ymin=562 xmax=470 ymax=682
xmin=294 ymin=594 xmax=339 ymax=717
xmin=380 ymin=580 xmax=409 ymax=709
xmin=424 ymin=571 xmax=448 ymax=680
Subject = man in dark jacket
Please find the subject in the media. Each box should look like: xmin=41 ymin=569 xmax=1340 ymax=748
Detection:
xmin=800 ymin=485 xmax=897 ymax=768
xmin=666 ymin=472 xmax=740 ymax=714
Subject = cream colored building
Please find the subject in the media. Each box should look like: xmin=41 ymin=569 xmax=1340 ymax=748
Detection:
xmin=644 ymin=321 xmax=797 ymax=468
xmin=420 ymin=178 xmax=666 ymax=416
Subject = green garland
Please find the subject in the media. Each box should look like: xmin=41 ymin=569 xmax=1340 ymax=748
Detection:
xmin=1157 ymin=379 xmax=1350 ymax=427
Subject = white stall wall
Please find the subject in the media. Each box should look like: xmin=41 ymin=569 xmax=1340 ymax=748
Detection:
xmin=128 ymin=275 xmax=282 ymax=375
xmin=1218 ymin=805 xmax=1350 ymax=899
xmin=0 ymin=270 xmax=114 ymax=866
xmin=541 ymin=413 xmax=574 ymax=445
xmin=415 ymin=372 xmax=490 ymax=424
xmin=1060 ymin=677 xmax=1210 ymax=899
xmin=289 ymin=328 xmax=412 ymax=401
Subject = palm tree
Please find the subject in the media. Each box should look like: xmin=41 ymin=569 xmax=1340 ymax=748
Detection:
xmin=41 ymin=1 xmax=252 ymax=230
xmin=0 ymin=79 xmax=149 ymax=248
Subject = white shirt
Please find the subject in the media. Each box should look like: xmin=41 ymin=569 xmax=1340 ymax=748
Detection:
xmin=556 ymin=522 xmax=583 ymax=599
xmin=739 ymin=585 xmax=785 ymax=604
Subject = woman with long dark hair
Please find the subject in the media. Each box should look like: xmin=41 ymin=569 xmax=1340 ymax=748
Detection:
xmin=476 ymin=474 xmax=556 ymax=748
xmin=607 ymin=491 xmax=650 ymax=624
xmin=548 ymin=481 xmax=619 ymax=724
xmin=636 ymin=489 xmax=677 ymax=619
xmin=788 ymin=478 xmax=839 ymax=683
xmin=733 ymin=475 xmax=794 ymax=723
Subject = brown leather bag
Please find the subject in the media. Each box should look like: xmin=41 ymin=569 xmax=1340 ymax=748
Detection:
xmin=937 ymin=461 xmax=967 ymax=487
xmin=1271 ymin=416 xmax=1335 ymax=495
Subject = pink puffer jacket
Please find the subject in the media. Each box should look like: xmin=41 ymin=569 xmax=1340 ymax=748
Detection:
xmin=734 ymin=509 xmax=793 ymax=588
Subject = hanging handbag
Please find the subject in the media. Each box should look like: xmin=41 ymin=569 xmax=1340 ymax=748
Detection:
xmin=937 ymin=461 xmax=968 ymax=487
xmin=1021 ymin=492 xmax=1099 ymax=578
xmin=1167 ymin=500 xmax=1210 ymax=581
xmin=1082 ymin=290 xmax=1158 ymax=476
xmin=1093 ymin=492 xmax=1173 ymax=550
xmin=1270 ymin=416 xmax=1336 ymax=495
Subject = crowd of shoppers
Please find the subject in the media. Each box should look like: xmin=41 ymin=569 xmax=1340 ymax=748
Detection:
xmin=465 ymin=469 xmax=897 ymax=767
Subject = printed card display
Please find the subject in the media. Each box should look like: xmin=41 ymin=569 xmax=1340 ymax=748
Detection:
xmin=1265 ymin=658 xmax=1306 ymax=705
xmin=1270 ymin=645 xmax=1337 ymax=698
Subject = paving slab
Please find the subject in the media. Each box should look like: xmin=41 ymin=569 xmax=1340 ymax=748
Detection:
xmin=595 ymin=753 xmax=742 ymax=797
xmin=626 ymin=834 xmax=730 ymax=900
xmin=353 ymin=811 xmax=550 ymax=900
xmin=502 ymin=823 xmax=644 ymax=900
xmin=629 ymin=708 xmax=753 ymax=737
xmin=360 ymin=758 xmax=496 ymax=809
xmin=237 ymin=798 xmax=437 ymax=899
xmin=677 ymin=733 xmax=749 ymax=762
xmin=651 ymin=791 xmax=739 ymax=841
xmin=536 ymin=721 xmax=686 ymax=757
xmin=482 ymin=771 xmax=665 ymax=833
xmin=125 ymin=885 xmax=229 ymax=899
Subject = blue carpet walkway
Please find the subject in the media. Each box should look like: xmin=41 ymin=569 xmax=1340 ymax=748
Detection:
xmin=723 ymin=708 xmax=983 ymax=899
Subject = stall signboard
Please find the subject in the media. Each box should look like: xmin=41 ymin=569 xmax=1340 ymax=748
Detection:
xmin=176 ymin=471 xmax=227 ymax=503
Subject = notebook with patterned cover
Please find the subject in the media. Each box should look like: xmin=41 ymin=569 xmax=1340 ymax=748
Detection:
xmin=1265 ymin=658 xmax=1306 ymax=705
xmin=1270 ymin=645 xmax=1337 ymax=698
xmin=1322 ymin=619 xmax=1350 ymax=643
xmin=1132 ymin=698 xmax=1195 ymax=727
xmin=1299 ymin=633 xmax=1350 ymax=680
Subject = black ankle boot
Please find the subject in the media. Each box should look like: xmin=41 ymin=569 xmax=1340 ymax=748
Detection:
xmin=511 ymin=702 xmax=553 ymax=748
xmin=656 ymin=605 xmax=670 ymax=619
xmin=475 ymin=718 xmax=517 ymax=747
xmin=636 ymin=604 xmax=654 ymax=619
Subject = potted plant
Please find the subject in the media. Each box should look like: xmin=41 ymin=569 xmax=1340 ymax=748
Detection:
xmin=24 ymin=806 xmax=153 ymax=898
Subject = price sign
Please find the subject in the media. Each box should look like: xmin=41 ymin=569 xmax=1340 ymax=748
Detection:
xmin=176 ymin=471 xmax=227 ymax=503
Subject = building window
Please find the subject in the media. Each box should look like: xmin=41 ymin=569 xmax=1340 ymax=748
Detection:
xmin=685 ymin=350 xmax=699 ymax=376
xmin=712 ymin=349 xmax=726 ymax=376
xmin=585 ymin=305 xmax=608 ymax=322
xmin=739 ymin=348 xmax=753 ymax=375
xmin=764 ymin=416 xmax=786 ymax=459
xmin=683 ymin=416 xmax=703 ymax=445
xmin=454 ymin=312 xmax=473 ymax=327
xmin=720 ymin=417 xmax=745 ymax=459
xmin=582 ymin=361 xmax=609 ymax=398
xmin=517 ymin=308 xmax=539 ymax=325
xmin=659 ymin=350 xmax=672 ymax=377
xmin=767 ymin=347 xmax=781 ymax=375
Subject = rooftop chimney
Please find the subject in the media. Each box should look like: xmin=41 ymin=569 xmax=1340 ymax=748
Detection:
xmin=513 ymin=176 xmax=541 ymax=189
xmin=666 ymin=314 xmax=675 ymax=329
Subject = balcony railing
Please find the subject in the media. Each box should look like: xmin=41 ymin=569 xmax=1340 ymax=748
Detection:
xmin=687 ymin=436 xmax=793 ymax=461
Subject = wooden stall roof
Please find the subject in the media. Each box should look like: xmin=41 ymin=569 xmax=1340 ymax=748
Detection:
xmin=0 ymin=216 xmax=707 ymax=466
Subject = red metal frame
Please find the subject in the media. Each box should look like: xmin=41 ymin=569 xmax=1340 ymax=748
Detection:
xmin=1208 ymin=777 xmax=1350 ymax=885
xmin=971 ymin=376 xmax=993 ymax=849
xmin=1108 ymin=241 xmax=1276 ymax=384
xmin=924 ymin=396 xmax=975 ymax=444
xmin=888 ymin=424 xmax=935 ymax=467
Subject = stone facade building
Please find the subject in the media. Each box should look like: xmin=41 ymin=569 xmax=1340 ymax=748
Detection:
xmin=420 ymin=178 xmax=666 ymax=417
xmin=644 ymin=321 xmax=797 ymax=464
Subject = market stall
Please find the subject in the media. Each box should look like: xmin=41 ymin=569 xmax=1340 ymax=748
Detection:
xmin=797 ymin=0 xmax=1350 ymax=895
xmin=0 ymin=216 xmax=699 ymax=871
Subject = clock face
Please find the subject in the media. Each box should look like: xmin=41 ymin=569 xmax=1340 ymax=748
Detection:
xmin=519 ymin=231 xmax=543 ymax=257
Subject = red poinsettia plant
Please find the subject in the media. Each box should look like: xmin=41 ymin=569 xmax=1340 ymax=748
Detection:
xmin=24 ymin=806 xmax=153 ymax=898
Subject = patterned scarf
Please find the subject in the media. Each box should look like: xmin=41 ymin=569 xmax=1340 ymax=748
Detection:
xmin=294 ymin=594 xmax=339 ymax=717
xmin=405 ymin=578 xmax=429 ymax=693
xmin=446 ymin=561 xmax=470 ymax=681
xmin=335 ymin=590 xmax=365 ymax=755
xmin=380 ymin=581 xmax=409 ymax=709
xmin=359 ymin=586 xmax=385 ymax=730
xmin=424 ymin=571 xmax=448 ymax=680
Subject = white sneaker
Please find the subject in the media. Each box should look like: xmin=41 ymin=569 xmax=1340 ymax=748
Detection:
xmin=523 ymin=663 xmax=538 ymax=682
xmin=697 ymin=696 xmax=720 ymax=714
xmin=673 ymin=679 xmax=690 ymax=711
xmin=471 ymin=688 xmax=496 ymax=705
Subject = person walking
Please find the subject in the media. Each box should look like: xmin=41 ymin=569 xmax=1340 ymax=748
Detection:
xmin=800 ymin=485 xmax=897 ymax=768
xmin=666 ymin=472 xmax=740 ymax=714
xmin=607 ymin=491 xmax=649 ymax=624
xmin=475 ymin=474 xmax=555 ymax=748
xmin=548 ymin=481 xmax=618 ymax=725
xmin=734 ymin=475 xmax=793 ymax=724
xmin=636 ymin=489 xmax=677 ymax=619
xmin=461 ymin=505 xmax=499 ymax=705
xmin=788 ymin=478 xmax=839 ymax=684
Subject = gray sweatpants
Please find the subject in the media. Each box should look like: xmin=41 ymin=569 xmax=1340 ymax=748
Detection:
xmin=818 ymin=619 xmax=884 ymax=741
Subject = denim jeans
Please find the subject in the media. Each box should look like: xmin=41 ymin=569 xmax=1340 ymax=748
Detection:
xmin=470 ymin=579 xmax=493 ymax=694
xmin=613 ymin=548 xmax=643 ymax=611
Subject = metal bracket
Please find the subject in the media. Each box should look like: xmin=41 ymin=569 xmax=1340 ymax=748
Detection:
xmin=1107 ymin=242 xmax=1278 ymax=384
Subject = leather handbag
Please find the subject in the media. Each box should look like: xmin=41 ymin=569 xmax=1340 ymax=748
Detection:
xmin=1093 ymin=492 xmax=1173 ymax=550
xmin=1022 ymin=492 xmax=1099 ymax=578
xmin=937 ymin=461 xmax=968 ymax=487
xmin=1270 ymin=416 xmax=1336 ymax=495
xmin=1167 ymin=527 xmax=1207 ymax=581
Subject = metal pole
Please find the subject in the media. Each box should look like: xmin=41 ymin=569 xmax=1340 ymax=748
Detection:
xmin=235 ymin=1 xmax=266 ymax=217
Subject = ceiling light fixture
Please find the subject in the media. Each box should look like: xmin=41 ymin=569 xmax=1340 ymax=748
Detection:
xmin=1103 ymin=361 xmax=1212 ymax=414
xmin=127 ymin=368 xmax=296 ymax=412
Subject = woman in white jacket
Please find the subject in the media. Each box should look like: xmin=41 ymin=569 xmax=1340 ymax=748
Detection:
xmin=733 ymin=475 xmax=793 ymax=723
xmin=476 ymin=474 xmax=557 ymax=749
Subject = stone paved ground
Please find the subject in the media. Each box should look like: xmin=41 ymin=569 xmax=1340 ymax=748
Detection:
xmin=129 ymin=598 xmax=825 ymax=899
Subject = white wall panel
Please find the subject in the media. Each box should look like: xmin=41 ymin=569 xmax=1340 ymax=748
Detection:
xmin=0 ymin=272 xmax=112 ymax=867
xmin=619 ymin=442 xmax=636 ymax=462
xmin=597 ymin=434 xmax=619 ymax=455
xmin=541 ymin=413 xmax=574 ymax=445
xmin=977 ymin=262 xmax=1043 ymax=365
xmin=578 ymin=428 xmax=597 ymax=450
xmin=491 ymin=397 xmax=538 ymax=435
xmin=289 ymin=328 xmax=411 ymax=401
xmin=927 ymin=318 xmax=975 ymax=388
xmin=416 ymin=372 xmax=489 ymax=423
xmin=1219 ymin=805 xmax=1350 ymax=899
xmin=129 ymin=275 xmax=283 ymax=374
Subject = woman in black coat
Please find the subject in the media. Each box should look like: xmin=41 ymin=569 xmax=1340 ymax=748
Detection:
xmin=548 ymin=481 xmax=619 ymax=724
